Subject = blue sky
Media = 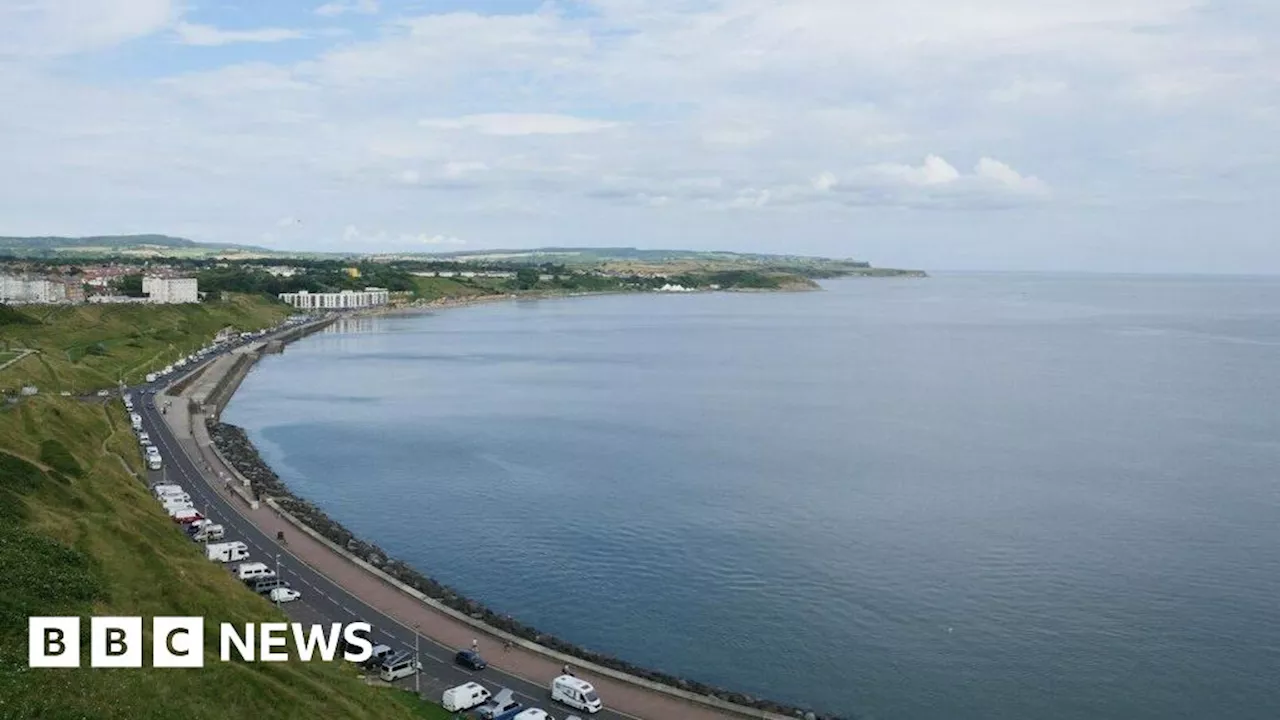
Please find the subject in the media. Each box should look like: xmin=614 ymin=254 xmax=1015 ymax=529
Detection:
xmin=0 ymin=0 xmax=1276 ymax=272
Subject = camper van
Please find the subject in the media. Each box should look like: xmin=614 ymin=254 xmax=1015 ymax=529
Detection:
xmin=236 ymin=562 xmax=274 ymax=583
xmin=163 ymin=498 xmax=194 ymax=512
xmin=442 ymin=683 xmax=492 ymax=712
xmin=550 ymin=676 xmax=602 ymax=714
xmin=130 ymin=414 xmax=142 ymax=431
xmin=377 ymin=652 xmax=422 ymax=682
xmin=206 ymin=541 xmax=249 ymax=563
xmin=192 ymin=524 xmax=225 ymax=542
xmin=147 ymin=455 xmax=163 ymax=470
xmin=153 ymin=484 xmax=184 ymax=497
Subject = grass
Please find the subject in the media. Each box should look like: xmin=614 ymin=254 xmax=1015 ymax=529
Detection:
xmin=0 ymin=295 xmax=290 ymax=394
xmin=0 ymin=396 xmax=448 ymax=720
xmin=410 ymin=276 xmax=510 ymax=301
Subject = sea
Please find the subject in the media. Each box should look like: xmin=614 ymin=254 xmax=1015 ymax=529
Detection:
xmin=223 ymin=273 xmax=1280 ymax=720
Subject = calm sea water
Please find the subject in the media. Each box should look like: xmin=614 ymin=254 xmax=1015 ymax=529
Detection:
xmin=224 ymin=275 xmax=1280 ymax=720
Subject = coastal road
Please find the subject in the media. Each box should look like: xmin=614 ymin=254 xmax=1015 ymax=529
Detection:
xmin=129 ymin=373 xmax=643 ymax=719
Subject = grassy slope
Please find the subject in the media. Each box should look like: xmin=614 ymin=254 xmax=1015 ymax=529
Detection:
xmin=410 ymin=276 xmax=509 ymax=301
xmin=0 ymin=295 xmax=290 ymax=394
xmin=0 ymin=398 xmax=451 ymax=720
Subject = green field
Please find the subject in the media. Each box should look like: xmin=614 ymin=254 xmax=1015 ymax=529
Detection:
xmin=0 ymin=295 xmax=290 ymax=394
xmin=410 ymin=275 xmax=509 ymax=301
xmin=0 ymin=397 xmax=451 ymax=719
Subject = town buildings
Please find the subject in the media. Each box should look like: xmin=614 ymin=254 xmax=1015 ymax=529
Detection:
xmin=0 ymin=273 xmax=79 ymax=304
xmin=142 ymin=276 xmax=199 ymax=304
xmin=277 ymin=287 xmax=389 ymax=310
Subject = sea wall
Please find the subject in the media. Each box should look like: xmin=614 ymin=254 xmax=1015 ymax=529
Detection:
xmin=208 ymin=420 xmax=850 ymax=720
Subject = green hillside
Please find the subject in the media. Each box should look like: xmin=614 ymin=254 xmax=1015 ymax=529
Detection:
xmin=0 ymin=295 xmax=290 ymax=394
xmin=0 ymin=398 xmax=447 ymax=719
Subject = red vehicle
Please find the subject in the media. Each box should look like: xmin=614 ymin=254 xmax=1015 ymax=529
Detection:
xmin=172 ymin=509 xmax=204 ymax=525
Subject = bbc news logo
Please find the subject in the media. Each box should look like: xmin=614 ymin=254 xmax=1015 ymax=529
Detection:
xmin=29 ymin=617 xmax=374 ymax=668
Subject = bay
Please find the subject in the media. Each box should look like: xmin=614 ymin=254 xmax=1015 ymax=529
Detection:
xmin=224 ymin=274 xmax=1280 ymax=719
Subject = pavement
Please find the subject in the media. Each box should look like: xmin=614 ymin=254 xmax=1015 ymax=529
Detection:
xmin=128 ymin=332 xmax=755 ymax=720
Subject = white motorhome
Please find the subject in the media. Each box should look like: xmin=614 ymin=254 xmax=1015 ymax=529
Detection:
xmin=153 ymin=484 xmax=184 ymax=497
xmin=550 ymin=676 xmax=602 ymax=714
xmin=159 ymin=491 xmax=190 ymax=504
xmin=147 ymin=455 xmax=163 ymax=470
xmin=130 ymin=414 xmax=142 ymax=431
xmin=206 ymin=541 xmax=249 ymax=563
xmin=442 ymin=683 xmax=492 ymax=712
xmin=192 ymin=524 xmax=225 ymax=542
xmin=511 ymin=710 xmax=553 ymax=720
xmin=170 ymin=508 xmax=203 ymax=525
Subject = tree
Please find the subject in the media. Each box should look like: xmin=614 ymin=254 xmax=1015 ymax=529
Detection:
xmin=515 ymin=268 xmax=539 ymax=290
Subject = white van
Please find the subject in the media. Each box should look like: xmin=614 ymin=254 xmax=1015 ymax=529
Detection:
xmin=442 ymin=682 xmax=492 ymax=712
xmin=159 ymin=491 xmax=190 ymax=503
xmin=170 ymin=508 xmax=203 ymax=524
xmin=207 ymin=541 xmax=249 ymax=563
xmin=550 ymin=676 xmax=602 ymax=714
xmin=378 ymin=653 xmax=422 ymax=682
xmin=148 ymin=455 xmax=163 ymax=470
xmin=236 ymin=562 xmax=274 ymax=582
xmin=512 ymin=710 xmax=553 ymax=720
xmin=163 ymin=499 xmax=194 ymax=512
xmin=192 ymin=524 xmax=225 ymax=542
xmin=153 ymin=484 xmax=184 ymax=497
xmin=130 ymin=414 xmax=142 ymax=431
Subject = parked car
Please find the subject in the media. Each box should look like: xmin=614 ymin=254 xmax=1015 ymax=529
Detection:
xmin=251 ymin=577 xmax=290 ymax=595
xmin=377 ymin=652 xmax=422 ymax=682
xmin=455 ymin=649 xmax=487 ymax=671
xmin=269 ymin=588 xmax=301 ymax=603
xmin=474 ymin=689 xmax=522 ymax=720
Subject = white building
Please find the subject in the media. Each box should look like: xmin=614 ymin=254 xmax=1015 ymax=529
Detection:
xmin=143 ymin=276 xmax=199 ymax=304
xmin=1 ymin=273 xmax=70 ymax=303
xmin=277 ymin=287 xmax=389 ymax=310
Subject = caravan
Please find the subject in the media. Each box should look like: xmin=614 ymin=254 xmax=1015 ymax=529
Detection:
xmin=550 ymin=676 xmax=602 ymax=714
xmin=206 ymin=541 xmax=249 ymax=563
xmin=442 ymin=683 xmax=492 ymax=712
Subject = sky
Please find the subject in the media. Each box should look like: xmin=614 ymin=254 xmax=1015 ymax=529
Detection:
xmin=0 ymin=0 xmax=1276 ymax=272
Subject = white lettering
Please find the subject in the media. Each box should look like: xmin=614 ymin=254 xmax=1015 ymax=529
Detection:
xmin=260 ymin=622 xmax=289 ymax=662
xmin=291 ymin=623 xmax=343 ymax=662
xmin=341 ymin=623 xmax=373 ymax=662
xmin=219 ymin=623 xmax=255 ymax=662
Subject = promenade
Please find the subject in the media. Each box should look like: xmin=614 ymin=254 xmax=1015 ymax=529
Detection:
xmin=154 ymin=348 xmax=788 ymax=720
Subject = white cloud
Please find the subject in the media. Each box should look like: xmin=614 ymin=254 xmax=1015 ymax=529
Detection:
xmin=0 ymin=0 xmax=174 ymax=56
xmin=418 ymin=114 xmax=619 ymax=136
xmin=975 ymin=158 xmax=1047 ymax=194
xmin=276 ymin=216 xmax=302 ymax=227
xmin=874 ymin=155 xmax=962 ymax=186
xmin=341 ymin=225 xmax=464 ymax=247
xmin=174 ymin=22 xmax=308 ymax=47
xmin=0 ymin=0 xmax=1277 ymax=270
xmin=316 ymin=0 xmax=378 ymax=17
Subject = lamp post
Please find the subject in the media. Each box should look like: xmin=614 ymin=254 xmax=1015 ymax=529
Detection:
xmin=275 ymin=553 xmax=281 ymax=607
xmin=414 ymin=624 xmax=421 ymax=697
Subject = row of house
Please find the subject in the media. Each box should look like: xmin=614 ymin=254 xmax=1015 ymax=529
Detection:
xmin=0 ymin=274 xmax=85 ymax=304
xmin=0 ymin=272 xmax=198 ymax=305
xmin=277 ymin=287 xmax=389 ymax=310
